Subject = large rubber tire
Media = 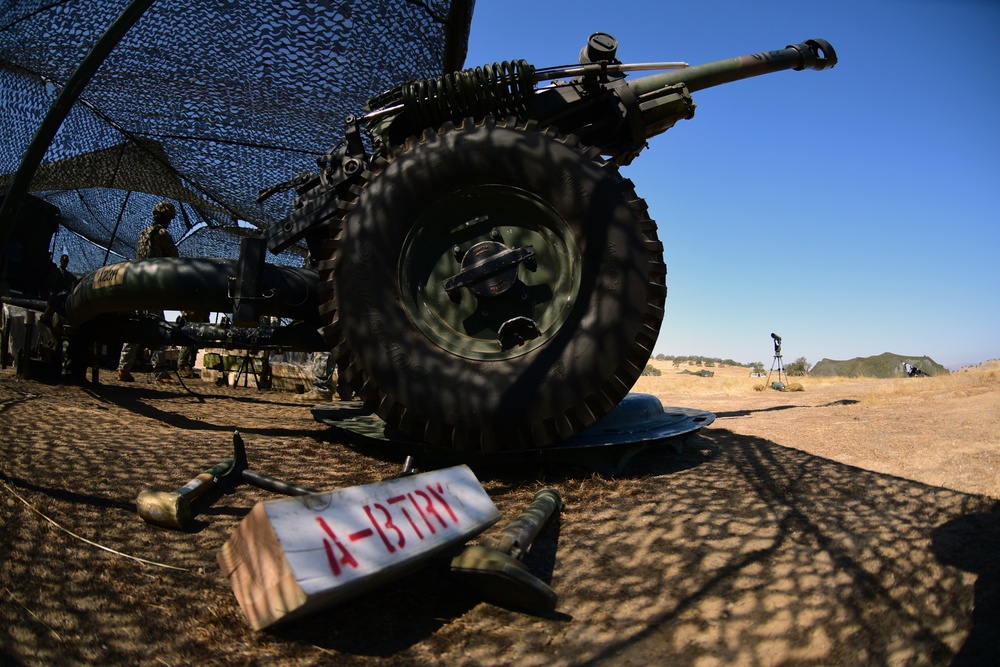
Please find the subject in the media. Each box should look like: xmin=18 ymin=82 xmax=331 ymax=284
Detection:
xmin=323 ymin=117 xmax=666 ymax=451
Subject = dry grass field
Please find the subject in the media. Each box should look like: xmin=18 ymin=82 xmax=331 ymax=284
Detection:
xmin=1 ymin=361 xmax=997 ymax=666
xmin=634 ymin=359 xmax=1000 ymax=499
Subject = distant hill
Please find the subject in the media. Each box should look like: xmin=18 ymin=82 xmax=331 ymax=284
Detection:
xmin=810 ymin=353 xmax=948 ymax=378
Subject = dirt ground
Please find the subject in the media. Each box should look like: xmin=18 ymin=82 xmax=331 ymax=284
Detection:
xmin=1 ymin=361 xmax=997 ymax=666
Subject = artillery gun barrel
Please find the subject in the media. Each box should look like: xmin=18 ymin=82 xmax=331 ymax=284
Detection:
xmin=630 ymin=39 xmax=836 ymax=98
xmin=629 ymin=39 xmax=836 ymax=142
xmin=522 ymin=39 xmax=835 ymax=163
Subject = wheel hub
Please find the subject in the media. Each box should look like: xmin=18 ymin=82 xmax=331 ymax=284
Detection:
xmin=443 ymin=238 xmax=536 ymax=298
xmin=398 ymin=185 xmax=581 ymax=361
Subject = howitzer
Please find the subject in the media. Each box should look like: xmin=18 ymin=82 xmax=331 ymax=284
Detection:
xmin=259 ymin=34 xmax=836 ymax=453
xmin=62 ymin=34 xmax=835 ymax=453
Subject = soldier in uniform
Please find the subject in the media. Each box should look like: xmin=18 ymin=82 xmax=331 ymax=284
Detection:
xmin=177 ymin=310 xmax=209 ymax=378
xmin=40 ymin=253 xmax=79 ymax=326
xmin=117 ymin=200 xmax=179 ymax=383
xmin=49 ymin=253 xmax=79 ymax=294
xmin=39 ymin=254 xmax=80 ymax=377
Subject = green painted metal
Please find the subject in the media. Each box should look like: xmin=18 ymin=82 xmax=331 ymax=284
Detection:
xmin=311 ymin=394 xmax=715 ymax=476
xmin=398 ymin=185 xmax=580 ymax=361
xmin=630 ymin=39 xmax=837 ymax=97
xmin=513 ymin=39 xmax=837 ymax=163
xmin=450 ymin=489 xmax=563 ymax=613
xmin=64 ymin=257 xmax=320 ymax=326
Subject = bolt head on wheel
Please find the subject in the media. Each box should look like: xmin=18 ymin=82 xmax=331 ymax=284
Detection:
xmin=401 ymin=185 xmax=580 ymax=361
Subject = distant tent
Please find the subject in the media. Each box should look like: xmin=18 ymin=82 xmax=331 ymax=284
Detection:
xmin=0 ymin=0 xmax=474 ymax=270
xmin=810 ymin=353 xmax=948 ymax=378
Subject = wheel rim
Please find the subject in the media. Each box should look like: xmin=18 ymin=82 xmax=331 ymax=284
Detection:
xmin=399 ymin=184 xmax=581 ymax=361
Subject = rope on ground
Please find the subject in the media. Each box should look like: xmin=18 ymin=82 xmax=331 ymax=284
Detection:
xmin=0 ymin=476 xmax=189 ymax=572
xmin=3 ymin=586 xmax=65 ymax=642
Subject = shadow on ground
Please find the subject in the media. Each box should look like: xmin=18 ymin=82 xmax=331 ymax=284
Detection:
xmin=0 ymin=376 xmax=995 ymax=666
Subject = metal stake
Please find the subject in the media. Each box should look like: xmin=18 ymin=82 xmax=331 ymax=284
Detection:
xmin=450 ymin=488 xmax=563 ymax=613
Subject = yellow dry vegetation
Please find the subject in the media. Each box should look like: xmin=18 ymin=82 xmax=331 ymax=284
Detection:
xmin=636 ymin=359 xmax=999 ymax=408
xmin=634 ymin=359 xmax=1000 ymax=499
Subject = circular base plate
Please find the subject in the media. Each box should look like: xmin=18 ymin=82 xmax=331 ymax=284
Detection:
xmin=311 ymin=393 xmax=714 ymax=475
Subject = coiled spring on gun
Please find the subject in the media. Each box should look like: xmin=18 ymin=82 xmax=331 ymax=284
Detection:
xmin=401 ymin=59 xmax=535 ymax=128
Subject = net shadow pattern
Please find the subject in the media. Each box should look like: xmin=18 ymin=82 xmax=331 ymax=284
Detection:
xmin=0 ymin=0 xmax=474 ymax=272
xmin=0 ymin=376 xmax=996 ymax=665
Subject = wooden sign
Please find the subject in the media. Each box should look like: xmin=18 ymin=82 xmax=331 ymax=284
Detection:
xmin=218 ymin=465 xmax=500 ymax=629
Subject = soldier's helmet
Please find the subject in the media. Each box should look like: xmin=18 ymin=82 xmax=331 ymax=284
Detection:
xmin=153 ymin=200 xmax=176 ymax=224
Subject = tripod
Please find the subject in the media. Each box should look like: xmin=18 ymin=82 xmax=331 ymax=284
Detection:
xmin=233 ymin=351 xmax=259 ymax=388
xmin=766 ymin=351 xmax=787 ymax=387
xmin=232 ymin=349 xmax=271 ymax=390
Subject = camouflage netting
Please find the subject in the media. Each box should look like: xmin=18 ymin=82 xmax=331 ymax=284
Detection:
xmin=0 ymin=0 xmax=474 ymax=272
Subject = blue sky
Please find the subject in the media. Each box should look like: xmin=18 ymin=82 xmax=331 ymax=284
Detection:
xmin=465 ymin=0 xmax=999 ymax=369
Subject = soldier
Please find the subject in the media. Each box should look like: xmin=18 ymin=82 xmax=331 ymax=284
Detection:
xmin=177 ymin=310 xmax=209 ymax=378
xmin=40 ymin=253 xmax=78 ymax=326
xmin=117 ymin=200 xmax=179 ymax=383
xmin=136 ymin=200 xmax=180 ymax=261
xmin=49 ymin=253 xmax=79 ymax=294
xmin=294 ymin=352 xmax=355 ymax=402
xmin=39 ymin=253 xmax=80 ymax=377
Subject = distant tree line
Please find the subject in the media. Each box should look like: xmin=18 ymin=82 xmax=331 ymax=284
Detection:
xmin=651 ymin=354 xmax=813 ymax=376
xmin=653 ymin=354 xmax=751 ymax=368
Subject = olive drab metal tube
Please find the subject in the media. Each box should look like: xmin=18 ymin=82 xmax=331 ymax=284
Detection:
xmin=63 ymin=257 xmax=321 ymax=326
xmin=481 ymin=488 xmax=563 ymax=560
xmin=629 ymin=39 xmax=837 ymax=98
xmin=628 ymin=39 xmax=837 ymax=146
